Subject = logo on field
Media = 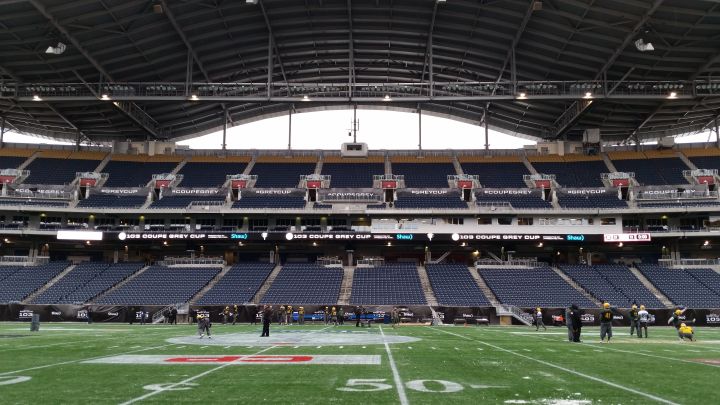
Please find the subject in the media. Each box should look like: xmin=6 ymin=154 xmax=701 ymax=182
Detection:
xmin=84 ymin=355 xmax=381 ymax=365
xmin=143 ymin=383 xmax=198 ymax=392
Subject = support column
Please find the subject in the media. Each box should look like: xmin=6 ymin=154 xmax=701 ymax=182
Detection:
xmin=288 ymin=105 xmax=293 ymax=150
xmin=75 ymin=130 xmax=81 ymax=151
xmin=418 ymin=105 xmax=422 ymax=151
xmin=715 ymin=113 xmax=719 ymax=149
xmin=267 ymin=35 xmax=273 ymax=99
xmin=484 ymin=112 xmax=489 ymax=150
xmin=0 ymin=116 xmax=5 ymax=149
xmin=222 ymin=107 xmax=228 ymax=150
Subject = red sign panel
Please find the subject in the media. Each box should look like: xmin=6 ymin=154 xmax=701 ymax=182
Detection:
xmin=0 ymin=175 xmax=15 ymax=184
xmin=381 ymin=180 xmax=397 ymax=189
xmin=155 ymin=180 xmax=171 ymax=188
xmin=535 ymin=180 xmax=551 ymax=189
xmin=306 ymin=180 xmax=322 ymax=189
xmin=612 ymin=179 xmax=629 ymax=187
xmin=79 ymin=178 xmax=97 ymax=186
xmin=457 ymin=180 xmax=473 ymax=189
xmin=698 ymin=176 xmax=715 ymax=185
xmin=231 ymin=180 xmax=247 ymax=189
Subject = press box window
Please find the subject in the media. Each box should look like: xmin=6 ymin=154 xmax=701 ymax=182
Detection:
xmin=518 ymin=218 xmax=533 ymax=226
xmin=497 ymin=217 xmax=513 ymax=225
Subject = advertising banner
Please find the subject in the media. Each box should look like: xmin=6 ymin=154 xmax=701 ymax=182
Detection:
xmin=318 ymin=189 xmax=382 ymax=202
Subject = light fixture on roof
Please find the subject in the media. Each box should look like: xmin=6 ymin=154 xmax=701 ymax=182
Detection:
xmin=634 ymin=38 xmax=654 ymax=52
xmin=583 ymin=92 xmax=593 ymax=99
xmin=32 ymin=94 xmax=42 ymax=101
xmin=189 ymin=94 xmax=199 ymax=101
xmin=100 ymin=94 xmax=110 ymax=101
xmin=516 ymin=92 xmax=527 ymax=100
xmin=383 ymin=94 xmax=392 ymax=101
xmin=667 ymin=91 xmax=677 ymax=99
xmin=246 ymin=0 xmax=258 ymax=4
xmin=302 ymin=95 xmax=310 ymax=101
xmin=45 ymin=42 xmax=66 ymax=55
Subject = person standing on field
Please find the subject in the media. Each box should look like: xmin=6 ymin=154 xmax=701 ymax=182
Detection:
xmin=535 ymin=307 xmax=546 ymax=331
xmin=261 ymin=305 xmax=272 ymax=337
xmin=637 ymin=305 xmax=650 ymax=338
xmin=628 ymin=304 xmax=640 ymax=337
xmin=600 ymin=302 xmax=614 ymax=343
xmin=565 ymin=305 xmax=574 ymax=342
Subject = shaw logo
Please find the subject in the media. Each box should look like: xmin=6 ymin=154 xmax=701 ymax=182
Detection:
xmin=566 ymin=234 xmax=585 ymax=241
xmin=51 ymin=311 xmax=62 ymax=316
xmin=230 ymin=233 xmax=248 ymax=239
xmin=395 ymin=234 xmax=414 ymax=240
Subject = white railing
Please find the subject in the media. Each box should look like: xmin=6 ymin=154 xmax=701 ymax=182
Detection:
xmin=317 ymin=256 xmax=343 ymax=267
xmin=357 ymin=257 xmax=385 ymax=267
xmin=495 ymin=304 xmax=533 ymax=326
xmin=159 ymin=256 xmax=225 ymax=266
xmin=602 ymin=172 xmax=635 ymax=179
xmin=0 ymin=255 xmax=50 ymax=265
xmin=475 ymin=258 xmax=541 ymax=267
xmin=658 ymin=258 xmax=720 ymax=267
xmin=187 ymin=200 xmax=226 ymax=210
xmin=636 ymin=190 xmax=717 ymax=200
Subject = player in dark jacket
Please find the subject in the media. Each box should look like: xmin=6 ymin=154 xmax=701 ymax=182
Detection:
xmin=628 ymin=304 xmax=640 ymax=337
xmin=260 ymin=305 xmax=272 ymax=337
xmin=197 ymin=314 xmax=212 ymax=339
xmin=569 ymin=304 xmax=582 ymax=342
xmin=600 ymin=302 xmax=614 ymax=343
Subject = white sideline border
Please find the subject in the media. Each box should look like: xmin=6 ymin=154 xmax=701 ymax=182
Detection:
xmin=432 ymin=327 xmax=679 ymax=405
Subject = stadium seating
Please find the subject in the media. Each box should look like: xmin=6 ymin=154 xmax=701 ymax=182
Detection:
xmin=350 ymin=264 xmax=427 ymax=305
xmin=461 ymin=162 xmax=530 ymax=188
xmin=177 ymin=161 xmax=247 ymax=188
xmin=0 ymin=266 xmax=22 ymax=283
xmin=22 ymin=157 xmax=100 ymax=185
xmin=557 ymin=193 xmax=628 ymax=209
xmin=425 ymin=264 xmax=491 ymax=306
xmin=611 ymin=158 xmax=689 ymax=185
xmin=0 ymin=156 xmax=27 ymax=169
xmin=197 ymin=263 xmax=275 ymax=305
xmin=260 ymin=263 xmax=342 ymax=305
xmin=103 ymin=161 xmax=179 ymax=187
xmin=149 ymin=194 xmax=226 ymax=209
xmin=32 ymin=262 xmax=144 ymax=304
xmin=560 ymin=265 xmax=663 ymax=308
xmin=0 ymin=262 xmax=70 ymax=303
xmin=475 ymin=191 xmax=552 ymax=208
xmin=391 ymin=163 xmax=455 ymax=188
xmin=321 ymin=163 xmax=384 ymax=188
xmin=95 ymin=266 xmax=220 ymax=305
xmin=636 ymin=264 xmax=720 ymax=308
xmin=76 ymin=194 xmax=147 ymax=208
xmin=0 ymin=198 xmax=68 ymax=207
xmin=478 ymin=266 xmax=596 ymax=308
xmin=687 ymin=155 xmax=720 ymax=172
xmin=636 ymin=201 xmax=720 ymax=209
xmin=394 ymin=191 xmax=468 ymax=209
xmin=250 ymin=162 xmax=316 ymax=188
xmin=531 ymin=160 xmax=607 ymax=188
xmin=232 ymin=194 xmax=306 ymax=209
xmin=684 ymin=268 xmax=720 ymax=297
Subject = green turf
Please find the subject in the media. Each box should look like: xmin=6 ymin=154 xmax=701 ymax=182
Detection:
xmin=0 ymin=322 xmax=719 ymax=404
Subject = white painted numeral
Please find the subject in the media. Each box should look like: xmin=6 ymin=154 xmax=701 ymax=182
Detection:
xmin=337 ymin=378 xmax=393 ymax=392
xmin=405 ymin=379 xmax=464 ymax=393
xmin=0 ymin=376 xmax=31 ymax=386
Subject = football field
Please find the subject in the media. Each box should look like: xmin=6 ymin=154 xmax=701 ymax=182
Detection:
xmin=1 ymin=322 xmax=719 ymax=404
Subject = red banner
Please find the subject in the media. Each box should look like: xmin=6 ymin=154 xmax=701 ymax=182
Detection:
xmin=0 ymin=175 xmax=15 ymax=184
xmin=306 ymin=180 xmax=322 ymax=189
xmin=612 ymin=179 xmax=629 ymax=187
xmin=231 ymin=180 xmax=247 ymax=189
xmin=697 ymin=176 xmax=715 ymax=185
xmin=381 ymin=180 xmax=397 ymax=189
xmin=79 ymin=178 xmax=97 ymax=186
xmin=457 ymin=180 xmax=473 ymax=189
xmin=535 ymin=180 xmax=551 ymax=189
xmin=155 ymin=180 xmax=171 ymax=188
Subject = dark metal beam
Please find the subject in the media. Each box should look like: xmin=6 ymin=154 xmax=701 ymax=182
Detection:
xmin=28 ymin=0 xmax=162 ymax=139
xmin=492 ymin=1 xmax=536 ymax=91
xmin=419 ymin=1 xmax=439 ymax=91
xmin=347 ymin=0 xmax=354 ymax=97
xmin=258 ymin=0 xmax=291 ymax=91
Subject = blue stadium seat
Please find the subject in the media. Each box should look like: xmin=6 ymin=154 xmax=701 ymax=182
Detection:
xmin=178 ymin=162 xmax=247 ymax=188
xmin=395 ymin=191 xmax=468 ymax=209
xmin=322 ymin=163 xmax=384 ymax=188
xmin=0 ymin=262 xmax=70 ymax=303
xmin=425 ymin=264 xmax=491 ymax=306
xmin=77 ymin=194 xmax=147 ymax=208
xmin=32 ymin=262 xmax=144 ymax=304
xmin=637 ymin=264 xmax=720 ymax=308
xmin=350 ymin=264 xmax=427 ymax=305
xmin=149 ymin=194 xmax=226 ymax=209
xmin=260 ymin=263 xmax=342 ymax=305
xmin=612 ymin=158 xmax=689 ymax=185
xmin=560 ymin=265 xmax=663 ymax=308
xmin=251 ymin=163 xmax=316 ymax=188
xmin=23 ymin=158 xmax=99 ymax=185
xmin=197 ymin=263 xmax=275 ymax=305
xmin=475 ymin=191 xmax=551 ymax=208
xmin=461 ymin=162 xmax=529 ymax=188
xmin=103 ymin=161 xmax=179 ymax=187
xmin=390 ymin=163 xmax=455 ymax=188
xmin=531 ymin=161 xmax=606 ymax=188
xmin=557 ymin=193 xmax=628 ymax=209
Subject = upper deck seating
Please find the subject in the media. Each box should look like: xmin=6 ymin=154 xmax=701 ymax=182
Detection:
xmin=149 ymin=194 xmax=226 ymax=209
xmin=23 ymin=158 xmax=100 ymax=185
xmin=232 ymin=193 xmax=306 ymax=209
xmin=531 ymin=160 xmax=607 ymax=187
xmin=321 ymin=163 xmax=384 ymax=188
xmin=394 ymin=191 xmax=468 ymax=209
xmin=250 ymin=162 xmax=316 ymax=188
xmin=475 ymin=191 xmax=552 ymax=208
xmin=178 ymin=162 xmax=247 ymax=188
xmin=391 ymin=163 xmax=455 ymax=188
xmin=461 ymin=162 xmax=530 ymax=188
xmin=77 ymin=194 xmax=147 ymax=208
xmin=611 ymin=158 xmax=689 ymax=185
xmin=557 ymin=193 xmax=628 ymax=209
xmin=103 ymin=161 xmax=179 ymax=187
xmin=0 ymin=156 xmax=27 ymax=169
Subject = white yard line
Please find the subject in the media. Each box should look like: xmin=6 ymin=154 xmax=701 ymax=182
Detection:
xmin=0 ymin=344 xmax=172 ymax=376
xmin=432 ymin=327 xmax=679 ymax=405
xmin=379 ymin=325 xmax=409 ymax=405
xmin=118 ymin=325 xmax=335 ymax=405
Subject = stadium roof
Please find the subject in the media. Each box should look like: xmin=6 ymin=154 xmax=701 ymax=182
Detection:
xmin=0 ymin=0 xmax=719 ymax=144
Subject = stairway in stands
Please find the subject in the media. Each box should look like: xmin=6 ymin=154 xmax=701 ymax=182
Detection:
xmin=22 ymin=264 xmax=75 ymax=304
xmin=467 ymin=266 xmax=500 ymax=306
xmin=189 ymin=264 xmax=234 ymax=304
xmin=628 ymin=266 xmax=675 ymax=308
xmin=550 ymin=266 xmax=602 ymax=306
xmin=337 ymin=266 xmax=355 ymax=305
xmin=416 ymin=266 xmax=439 ymax=306
xmin=91 ymin=265 xmax=150 ymax=303
xmin=250 ymin=264 xmax=283 ymax=303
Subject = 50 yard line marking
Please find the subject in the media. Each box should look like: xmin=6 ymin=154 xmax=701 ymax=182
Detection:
xmin=379 ymin=326 xmax=409 ymax=405
xmin=432 ymin=327 xmax=679 ymax=405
